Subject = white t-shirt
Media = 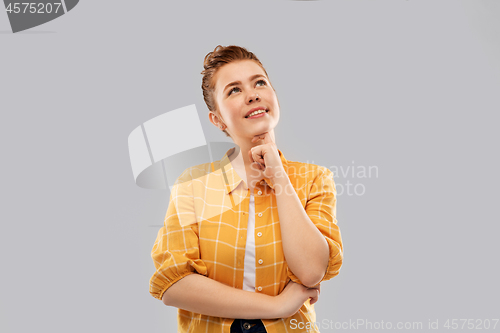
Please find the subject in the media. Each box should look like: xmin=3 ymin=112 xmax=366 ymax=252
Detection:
xmin=242 ymin=193 xmax=256 ymax=292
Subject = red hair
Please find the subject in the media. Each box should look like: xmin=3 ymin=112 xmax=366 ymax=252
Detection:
xmin=201 ymin=45 xmax=271 ymax=137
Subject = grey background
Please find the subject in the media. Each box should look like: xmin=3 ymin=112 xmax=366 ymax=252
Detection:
xmin=1 ymin=1 xmax=499 ymax=332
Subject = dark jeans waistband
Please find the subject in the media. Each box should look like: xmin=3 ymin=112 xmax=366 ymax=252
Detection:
xmin=230 ymin=319 xmax=267 ymax=333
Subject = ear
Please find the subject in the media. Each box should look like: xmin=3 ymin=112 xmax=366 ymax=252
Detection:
xmin=208 ymin=111 xmax=222 ymax=128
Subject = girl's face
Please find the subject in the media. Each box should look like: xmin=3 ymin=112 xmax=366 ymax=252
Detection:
xmin=210 ymin=60 xmax=280 ymax=142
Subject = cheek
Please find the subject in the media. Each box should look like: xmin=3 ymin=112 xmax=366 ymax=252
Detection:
xmin=267 ymin=92 xmax=280 ymax=108
xmin=222 ymin=101 xmax=240 ymax=123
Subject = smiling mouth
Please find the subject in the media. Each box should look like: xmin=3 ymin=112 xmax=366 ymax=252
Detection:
xmin=245 ymin=109 xmax=269 ymax=118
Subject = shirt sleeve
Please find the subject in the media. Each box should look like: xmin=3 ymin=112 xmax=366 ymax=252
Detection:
xmin=287 ymin=167 xmax=343 ymax=286
xmin=149 ymin=171 xmax=208 ymax=301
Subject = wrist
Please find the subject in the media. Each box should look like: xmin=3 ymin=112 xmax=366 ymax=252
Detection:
xmin=272 ymin=173 xmax=292 ymax=196
xmin=272 ymin=165 xmax=288 ymax=182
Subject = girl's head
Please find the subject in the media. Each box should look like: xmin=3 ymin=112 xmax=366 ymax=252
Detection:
xmin=201 ymin=45 xmax=280 ymax=142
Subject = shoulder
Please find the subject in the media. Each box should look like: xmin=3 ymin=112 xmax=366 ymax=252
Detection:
xmin=174 ymin=162 xmax=213 ymax=184
xmin=173 ymin=159 xmax=223 ymax=186
xmin=285 ymin=159 xmax=333 ymax=180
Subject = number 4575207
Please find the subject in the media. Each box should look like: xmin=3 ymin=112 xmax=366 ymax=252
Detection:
xmin=5 ymin=3 xmax=62 ymax=14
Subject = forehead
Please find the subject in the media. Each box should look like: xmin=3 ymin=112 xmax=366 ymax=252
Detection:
xmin=214 ymin=60 xmax=267 ymax=91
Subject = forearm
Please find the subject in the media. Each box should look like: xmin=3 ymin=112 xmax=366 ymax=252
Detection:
xmin=273 ymin=175 xmax=329 ymax=287
xmin=162 ymin=273 xmax=281 ymax=319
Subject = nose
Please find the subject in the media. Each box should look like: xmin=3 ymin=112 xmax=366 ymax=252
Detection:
xmin=247 ymin=91 xmax=260 ymax=104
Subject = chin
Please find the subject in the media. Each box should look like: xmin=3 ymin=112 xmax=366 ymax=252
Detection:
xmin=253 ymin=125 xmax=274 ymax=135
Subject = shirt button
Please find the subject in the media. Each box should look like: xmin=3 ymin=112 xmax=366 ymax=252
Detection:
xmin=258 ymin=213 xmax=263 ymax=217
xmin=257 ymin=286 xmax=263 ymax=291
xmin=257 ymin=190 xmax=262 ymax=195
xmin=257 ymin=232 xmax=262 ymax=237
xmin=258 ymin=259 xmax=263 ymax=265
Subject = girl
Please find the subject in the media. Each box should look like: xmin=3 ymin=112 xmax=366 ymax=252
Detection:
xmin=150 ymin=45 xmax=343 ymax=333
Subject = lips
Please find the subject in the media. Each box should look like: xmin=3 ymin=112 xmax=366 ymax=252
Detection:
xmin=245 ymin=107 xmax=269 ymax=118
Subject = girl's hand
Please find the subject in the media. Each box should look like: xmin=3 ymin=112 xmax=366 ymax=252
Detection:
xmin=274 ymin=281 xmax=321 ymax=318
xmin=310 ymin=283 xmax=321 ymax=305
xmin=248 ymin=132 xmax=285 ymax=182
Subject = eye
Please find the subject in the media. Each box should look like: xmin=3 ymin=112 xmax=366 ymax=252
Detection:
xmin=228 ymin=87 xmax=241 ymax=96
xmin=256 ymin=79 xmax=267 ymax=87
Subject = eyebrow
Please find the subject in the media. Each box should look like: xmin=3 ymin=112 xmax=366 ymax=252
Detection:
xmin=223 ymin=74 xmax=267 ymax=93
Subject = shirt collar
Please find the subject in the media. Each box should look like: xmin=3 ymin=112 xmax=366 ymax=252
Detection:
xmin=218 ymin=147 xmax=288 ymax=194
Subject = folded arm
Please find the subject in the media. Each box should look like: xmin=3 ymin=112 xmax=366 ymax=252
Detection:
xmin=163 ymin=274 xmax=320 ymax=319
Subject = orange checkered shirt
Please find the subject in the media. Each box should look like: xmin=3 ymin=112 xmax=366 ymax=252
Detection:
xmin=150 ymin=148 xmax=343 ymax=333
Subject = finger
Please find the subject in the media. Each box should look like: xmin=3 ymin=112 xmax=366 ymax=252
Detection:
xmin=248 ymin=149 xmax=264 ymax=166
xmin=250 ymin=147 xmax=266 ymax=167
xmin=251 ymin=134 xmax=265 ymax=143
xmin=252 ymin=132 xmax=272 ymax=144
xmin=309 ymin=290 xmax=319 ymax=305
xmin=262 ymin=132 xmax=273 ymax=145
